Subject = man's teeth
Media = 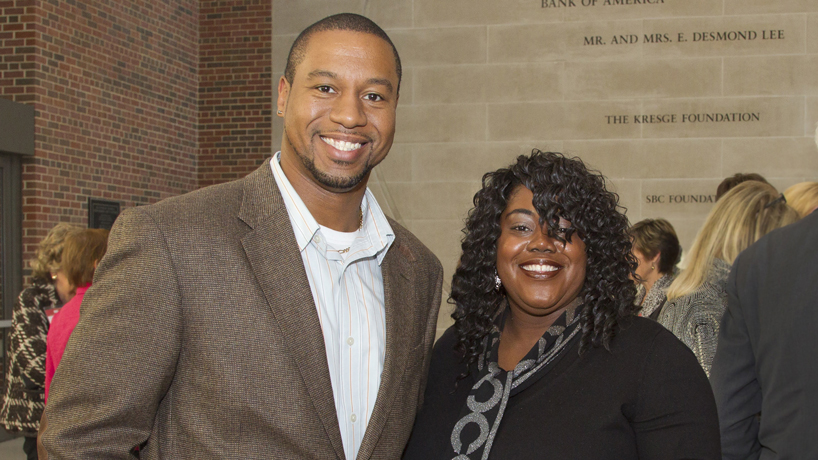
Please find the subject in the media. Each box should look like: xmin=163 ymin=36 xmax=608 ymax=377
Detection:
xmin=521 ymin=264 xmax=559 ymax=273
xmin=321 ymin=137 xmax=361 ymax=152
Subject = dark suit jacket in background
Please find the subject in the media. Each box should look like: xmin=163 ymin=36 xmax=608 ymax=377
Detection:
xmin=41 ymin=160 xmax=444 ymax=459
xmin=710 ymin=210 xmax=818 ymax=460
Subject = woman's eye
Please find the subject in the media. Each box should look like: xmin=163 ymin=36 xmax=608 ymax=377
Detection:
xmin=511 ymin=225 xmax=531 ymax=232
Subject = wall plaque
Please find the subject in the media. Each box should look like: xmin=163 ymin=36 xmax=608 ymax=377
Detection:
xmin=88 ymin=198 xmax=121 ymax=230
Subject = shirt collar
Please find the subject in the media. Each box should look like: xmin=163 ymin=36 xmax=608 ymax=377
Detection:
xmin=270 ymin=152 xmax=395 ymax=265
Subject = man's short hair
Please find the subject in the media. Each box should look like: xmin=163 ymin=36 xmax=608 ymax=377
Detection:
xmin=284 ymin=13 xmax=402 ymax=93
xmin=716 ymin=173 xmax=769 ymax=201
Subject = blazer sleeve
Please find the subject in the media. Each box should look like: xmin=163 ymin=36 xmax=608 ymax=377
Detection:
xmin=414 ymin=259 xmax=444 ymax=410
xmin=41 ymin=207 xmax=184 ymax=459
xmin=709 ymin=257 xmax=762 ymax=460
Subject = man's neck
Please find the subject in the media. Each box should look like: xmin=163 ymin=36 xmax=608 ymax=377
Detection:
xmin=279 ymin=153 xmax=368 ymax=232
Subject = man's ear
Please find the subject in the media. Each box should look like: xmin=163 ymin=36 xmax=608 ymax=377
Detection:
xmin=277 ymin=76 xmax=290 ymax=117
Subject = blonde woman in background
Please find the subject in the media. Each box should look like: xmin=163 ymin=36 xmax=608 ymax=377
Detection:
xmin=0 ymin=223 xmax=81 ymax=460
xmin=783 ymin=182 xmax=818 ymax=218
xmin=659 ymin=181 xmax=798 ymax=377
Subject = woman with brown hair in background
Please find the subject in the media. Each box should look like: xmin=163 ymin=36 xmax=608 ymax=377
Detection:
xmin=44 ymin=229 xmax=109 ymax=401
xmin=629 ymin=218 xmax=681 ymax=320
xmin=1 ymin=223 xmax=81 ymax=460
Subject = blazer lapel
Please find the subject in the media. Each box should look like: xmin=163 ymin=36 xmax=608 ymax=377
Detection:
xmin=238 ymin=161 xmax=346 ymax=459
xmin=356 ymin=240 xmax=416 ymax=459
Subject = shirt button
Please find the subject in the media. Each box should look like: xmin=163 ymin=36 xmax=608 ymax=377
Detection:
xmin=350 ymin=414 xmax=357 ymax=423
xmin=347 ymin=337 xmax=355 ymax=346
xmin=314 ymin=235 xmax=322 ymax=243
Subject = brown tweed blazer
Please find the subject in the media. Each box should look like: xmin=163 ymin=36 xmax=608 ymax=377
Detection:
xmin=41 ymin=160 xmax=444 ymax=459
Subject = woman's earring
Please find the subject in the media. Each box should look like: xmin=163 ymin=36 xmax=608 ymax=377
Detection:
xmin=495 ymin=272 xmax=502 ymax=291
xmin=651 ymin=265 xmax=655 ymax=270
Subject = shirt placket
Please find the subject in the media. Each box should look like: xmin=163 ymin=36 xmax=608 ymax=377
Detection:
xmin=337 ymin=259 xmax=359 ymax=460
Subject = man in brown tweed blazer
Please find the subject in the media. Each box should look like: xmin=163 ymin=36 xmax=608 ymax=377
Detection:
xmin=40 ymin=14 xmax=443 ymax=459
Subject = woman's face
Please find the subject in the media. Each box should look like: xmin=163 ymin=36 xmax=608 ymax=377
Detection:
xmin=632 ymin=248 xmax=651 ymax=283
xmin=52 ymin=270 xmax=74 ymax=303
xmin=632 ymin=248 xmax=659 ymax=284
xmin=496 ymin=187 xmax=587 ymax=321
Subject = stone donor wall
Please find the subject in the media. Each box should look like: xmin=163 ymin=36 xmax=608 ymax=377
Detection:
xmin=272 ymin=0 xmax=818 ymax=335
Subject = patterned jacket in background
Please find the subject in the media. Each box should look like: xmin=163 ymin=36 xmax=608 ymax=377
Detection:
xmin=635 ymin=272 xmax=675 ymax=320
xmin=1 ymin=277 xmax=58 ymax=434
xmin=658 ymin=259 xmax=730 ymax=378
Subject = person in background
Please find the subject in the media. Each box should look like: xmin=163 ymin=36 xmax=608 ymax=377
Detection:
xmin=710 ymin=126 xmax=818 ymax=460
xmin=783 ymin=181 xmax=818 ymax=218
xmin=44 ymin=228 xmax=109 ymax=401
xmin=404 ymin=151 xmax=720 ymax=460
xmin=0 ymin=223 xmax=80 ymax=460
xmin=715 ymin=172 xmax=769 ymax=201
xmin=628 ymin=218 xmax=681 ymax=319
xmin=659 ymin=181 xmax=798 ymax=377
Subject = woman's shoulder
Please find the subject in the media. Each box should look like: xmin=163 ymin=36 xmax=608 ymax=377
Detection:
xmin=20 ymin=278 xmax=54 ymax=297
xmin=615 ymin=314 xmax=666 ymax=342
xmin=17 ymin=279 xmax=57 ymax=311
xmin=613 ymin=315 xmax=698 ymax=359
xmin=614 ymin=318 xmax=720 ymax=455
xmin=607 ymin=316 xmax=711 ymax=400
xmin=432 ymin=326 xmax=463 ymax=364
xmin=659 ymin=273 xmax=728 ymax=329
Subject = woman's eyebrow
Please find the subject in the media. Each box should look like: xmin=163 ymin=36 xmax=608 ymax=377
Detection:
xmin=505 ymin=209 xmax=536 ymax=218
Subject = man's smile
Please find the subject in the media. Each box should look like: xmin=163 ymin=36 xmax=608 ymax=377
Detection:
xmin=320 ymin=136 xmax=363 ymax=152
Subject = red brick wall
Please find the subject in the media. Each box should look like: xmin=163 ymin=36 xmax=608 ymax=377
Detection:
xmin=1 ymin=0 xmax=274 ymax=275
xmin=0 ymin=0 xmax=36 ymax=103
xmin=2 ymin=0 xmax=201 ymax=272
xmin=198 ymin=0 xmax=272 ymax=187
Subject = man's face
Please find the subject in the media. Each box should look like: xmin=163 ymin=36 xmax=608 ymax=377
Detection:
xmin=277 ymin=30 xmax=399 ymax=192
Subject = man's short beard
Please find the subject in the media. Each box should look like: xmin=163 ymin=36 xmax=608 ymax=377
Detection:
xmin=300 ymin=154 xmax=372 ymax=190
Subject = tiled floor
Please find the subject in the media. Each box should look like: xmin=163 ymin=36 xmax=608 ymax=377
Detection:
xmin=0 ymin=437 xmax=24 ymax=459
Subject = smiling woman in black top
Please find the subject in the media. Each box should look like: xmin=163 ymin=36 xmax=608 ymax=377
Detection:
xmin=403 ymin=150 xmax=720 ymax=460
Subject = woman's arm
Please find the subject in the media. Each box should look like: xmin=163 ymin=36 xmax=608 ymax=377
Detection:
xmin=686 ymin=301 xmax=726 ymax=378
xmin=11 ymin=284 xmax=54 ymax=388
xmin=632 ymin=328 xmax=721 ymax=460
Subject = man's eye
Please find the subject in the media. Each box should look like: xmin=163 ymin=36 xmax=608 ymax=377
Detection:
xmin=316 ymin=86 xmax=335 ymax=93
xmin=364 ymin=93 xmax=384 ymax=102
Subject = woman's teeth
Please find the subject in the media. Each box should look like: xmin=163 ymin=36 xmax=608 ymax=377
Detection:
xmin=521 ymin=264 xmax=559 ymax=273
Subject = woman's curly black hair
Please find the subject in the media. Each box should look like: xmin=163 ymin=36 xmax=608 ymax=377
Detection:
xmin=450 ymin=150 xmax=638 ymax=369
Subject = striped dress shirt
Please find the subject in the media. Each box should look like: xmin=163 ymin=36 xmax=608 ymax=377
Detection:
xmin=270 ymin=153 xmax=394 ymax=460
